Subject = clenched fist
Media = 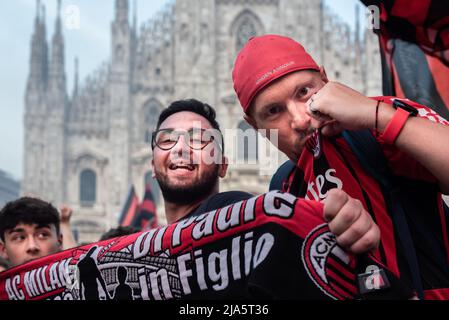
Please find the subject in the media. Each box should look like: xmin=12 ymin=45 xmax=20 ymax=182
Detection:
xmin=59 ymin=205 xmax=73 ymax=224
xmin=323 ymin=189 xmax=380 ymax=254
xmin=305 ymin=82 xmax=385 ymax=136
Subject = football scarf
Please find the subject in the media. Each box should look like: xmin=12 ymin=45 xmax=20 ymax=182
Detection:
xmin=0 ymin=191 xmax=411 ymax=300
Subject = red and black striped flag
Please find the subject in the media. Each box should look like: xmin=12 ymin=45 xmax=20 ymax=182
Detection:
xmin=131 ymin=184 xmax=158 ymax=230
xmin=118 ymin=186 xmax=139 ymax=227
xmin=361 ymin=0 xmax=449 ymax=119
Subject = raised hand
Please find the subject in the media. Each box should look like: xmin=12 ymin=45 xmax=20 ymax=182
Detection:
xmin=306 ymin=82 xmax=379 ymax=136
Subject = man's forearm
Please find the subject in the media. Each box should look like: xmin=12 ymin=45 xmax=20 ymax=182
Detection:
xmin=378 ymin=102 xmax=449 ymax=193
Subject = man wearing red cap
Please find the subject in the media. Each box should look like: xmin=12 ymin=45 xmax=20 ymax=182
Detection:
xmin=233 ymin=34 xmax=449 ymax=299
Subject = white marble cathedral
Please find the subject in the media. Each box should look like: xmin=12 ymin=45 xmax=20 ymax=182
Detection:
xmin=22 ymin=0 xmax=382 ymax=242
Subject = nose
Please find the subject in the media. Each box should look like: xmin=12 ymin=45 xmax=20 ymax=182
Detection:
xmin=26 ymin=237 xmax=40 ymax=256
xmin=286 ymin=100 xmax=311 ymax=131
xmin=170 ymin=133 xmax=191 ymax=158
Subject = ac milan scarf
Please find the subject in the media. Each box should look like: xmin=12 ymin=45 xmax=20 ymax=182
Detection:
xmin=0 ymin=191 xmax=412 ymax=300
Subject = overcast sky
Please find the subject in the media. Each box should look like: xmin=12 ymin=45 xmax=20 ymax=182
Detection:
xmin=0 ymin=0 xmax=365 ymax=180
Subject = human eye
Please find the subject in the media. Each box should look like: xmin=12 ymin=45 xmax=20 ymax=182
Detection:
xmin=189 ymin=136 xmax=203 ymax=147
xmin=37 ymin=230 xmax=51 ymax=240
xmin=187 ymin=128 xmax=206 ymax=141
xmin=160 ymin=137 xmax=172 ymax=144
xmin=38 ymin=233 xmax=50 ymax=240
xmin=264 ymin=105 xmax=283 ymax=119
xmin=186 ymin=132 xmax=204 ymax=149
xmin=296 ymin=87 xmax=310 ymax=98
xmin=190 ymin=131 xmax=202 ymax=142
xmin=157 ymin=131 xmax=173 ymax=145
xmin=11 ymin=234 xmax=25 ymax=242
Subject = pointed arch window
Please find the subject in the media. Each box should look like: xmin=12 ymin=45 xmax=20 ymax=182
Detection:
xmin=80 ymin=169 xmax=96 ymax=207
xmin=236 ymin=19 xmax=257 ymax=51
xmin=231 ymin=10 xmax=264 ymax=54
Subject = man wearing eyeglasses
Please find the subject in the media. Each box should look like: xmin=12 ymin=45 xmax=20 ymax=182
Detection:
xmin=151 ymin=99 xmax=380 ymax=244
xmin=150 ymin=99 xmax=253 ymax=224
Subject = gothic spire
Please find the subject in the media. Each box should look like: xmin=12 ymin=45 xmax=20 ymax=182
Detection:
xmin=26 ymin=0 xmax=49 ymax=93
xmin=27 ymin=0 xmax=41 ymax=93
xmin=35 ymin=0 xmax=40 ymax=27
xmin=130 ymin=0 xmax=138 ymax=79
xmin=41 ymin=4 xmax=46 ymax=28
xmin=41 ymin=3 xmax=49 ymax=87
xmin=49 ymin=0 xmax=66 ymax=93
xmin=73 ymin=57 xmax=79 ymax=97
xmin=111 ymin=0 xmax=131 ymax=72
xmin=355 ymin=3 xmax=360 ymax=45
xmin=133 ymin=0 xmax=137 ymax=32
xmin=55 ymin=0 xmax=62 ymax=35
xmin=115 ymin=0 xmax=129 ymax=23
xmin=39 ymin=3 xmax=47 ymax=42
xmin=354 ymin=4 xmax=362 ymax=64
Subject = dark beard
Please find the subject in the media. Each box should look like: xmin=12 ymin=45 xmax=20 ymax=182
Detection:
xmin=157 ymin=166 xmax=220 ymax=205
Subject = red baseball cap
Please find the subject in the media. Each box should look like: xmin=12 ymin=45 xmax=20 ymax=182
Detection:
xmin=232 ymin=34 xmax=320 ymax=113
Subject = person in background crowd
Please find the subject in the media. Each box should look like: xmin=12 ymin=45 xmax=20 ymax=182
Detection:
xmin=0 ymin=197 xmax=63 ymax=267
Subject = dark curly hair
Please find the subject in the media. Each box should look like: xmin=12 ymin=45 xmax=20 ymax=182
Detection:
xmin=0 ymin=197 xmax=60 ymax=242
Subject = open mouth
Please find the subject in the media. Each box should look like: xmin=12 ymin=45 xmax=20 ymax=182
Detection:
xmin=169 ymin=163 xmax=196 ymax=171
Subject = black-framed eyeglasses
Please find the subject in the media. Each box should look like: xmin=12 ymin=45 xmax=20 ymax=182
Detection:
xmin=151 ymin=128 xmax=223 ymax=151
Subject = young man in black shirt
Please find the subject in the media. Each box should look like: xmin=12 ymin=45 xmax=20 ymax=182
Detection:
xmin=150 ymin=99 xmax=253 ymax=224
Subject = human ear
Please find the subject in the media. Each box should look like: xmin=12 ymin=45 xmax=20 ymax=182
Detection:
xmin=219 ymin=157 xmax=229 ymax=178
xmin=319 ymin=66 xmax=329 ymax=83
xmin=151 ymin=159 xmax=156 ymax=178
xmin=0 ymin=240 xmax=9 ymax=260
